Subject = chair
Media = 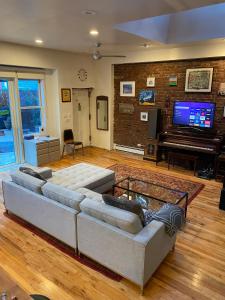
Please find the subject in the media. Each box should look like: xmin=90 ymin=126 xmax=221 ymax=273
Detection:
xmin=62 ymin=129 xmax=84 ymax=158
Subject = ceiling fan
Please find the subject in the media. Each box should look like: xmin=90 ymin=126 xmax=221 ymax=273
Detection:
xmin=92 ymin=43 xmax=126 ymax=60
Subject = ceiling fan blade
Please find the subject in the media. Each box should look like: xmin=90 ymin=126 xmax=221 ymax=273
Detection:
xmin=101 ymin=55 xmax=126 ymax=58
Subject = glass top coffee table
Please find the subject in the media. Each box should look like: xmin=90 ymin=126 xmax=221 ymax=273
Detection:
xmin=113 ymin=177 xmax=188 ymax=216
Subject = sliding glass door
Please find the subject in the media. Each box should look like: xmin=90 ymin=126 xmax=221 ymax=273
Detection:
xmin=0 ymin=73 xmax=46 ymax=167
xmin=0 ymin=80 xmax=16 ymax=165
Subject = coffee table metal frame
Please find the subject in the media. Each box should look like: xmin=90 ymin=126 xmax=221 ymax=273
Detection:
xmin=113 ymin=176 xmax=188 ymax=217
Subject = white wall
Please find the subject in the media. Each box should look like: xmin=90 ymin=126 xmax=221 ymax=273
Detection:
xmin=0 ymin=42 xmax=95 ymax=142
xmin=91 ymin=62 xmax=114 ymax=149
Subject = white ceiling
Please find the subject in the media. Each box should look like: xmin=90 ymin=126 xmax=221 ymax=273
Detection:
xmin=0 ymin=0 xmax=225 ymax=54
xmin=116 ymin=2 xmax=225 ymax=44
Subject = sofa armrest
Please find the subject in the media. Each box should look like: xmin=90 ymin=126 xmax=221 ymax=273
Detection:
xmin=133 ymin=220 xmax=166 ymax=246
xmin=134 ymin=220 xmax=176 ymax=287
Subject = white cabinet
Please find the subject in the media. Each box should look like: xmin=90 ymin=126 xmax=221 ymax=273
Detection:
xmin=24 ymin=137 xmax=60 ymax=166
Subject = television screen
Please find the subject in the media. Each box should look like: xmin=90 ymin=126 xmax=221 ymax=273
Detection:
xmin=173 ymin=101 xmax=216 ymax=129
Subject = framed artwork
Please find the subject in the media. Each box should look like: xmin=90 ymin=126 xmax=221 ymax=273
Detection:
xmin=120 ymin=81 xmax=135 ymax=97
xmin=61 ymin=88 xmax=71 ymax=102
xmin=169 ymin=75 xmax=177 ymax=86
xmin=218 ymin=83 xmax=225 ymax=96
xmin=140 ymin=112 xmax=148 ymax=121
xmin=119 ymin=103 xmax=134 ymax=114
xmin=147 ymin=77 xmax=155 ymax=87
xmin=139 ymin=89 xmax=155 ymax=105
xmin=185 ymin=68 xmax=213 ymax=92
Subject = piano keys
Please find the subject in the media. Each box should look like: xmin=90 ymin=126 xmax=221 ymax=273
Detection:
xmin=159 ymin=130 xmax=224 ymax=155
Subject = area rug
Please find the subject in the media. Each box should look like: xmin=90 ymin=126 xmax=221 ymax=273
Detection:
xmin=4 ymin=212 xmax=122 ymax=282
xmin=108 ymin=164 xmax=204 ymax=206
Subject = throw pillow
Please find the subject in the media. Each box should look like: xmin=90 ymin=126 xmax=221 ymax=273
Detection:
xmin=19 ymin=167 xmax=47 ymax=182
xmin=144 ymin=209 xmax=157 ymax=225
xmin=102 ymin=194 xmax=145 ymax=225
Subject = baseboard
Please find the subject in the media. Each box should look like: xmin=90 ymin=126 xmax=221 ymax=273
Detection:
xmin=114 ymin=144 xmax=144 ymax=155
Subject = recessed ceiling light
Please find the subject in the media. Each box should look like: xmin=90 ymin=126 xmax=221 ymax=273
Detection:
xmin=89 ymin=30 xmax=99 ymax=36
xmin=82 ymin=10 xmax=97 ymax=16
xmin=35 ymin=39 xmax=43 ymax=44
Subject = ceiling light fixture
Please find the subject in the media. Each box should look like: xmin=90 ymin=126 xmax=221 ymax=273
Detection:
xmin=89 ymin=30 xmax=99 ymax=36
xmin=35 ymin=39 xmax=43 ymax=44
xmin=82 ymin=10 xmax=97 ymax=16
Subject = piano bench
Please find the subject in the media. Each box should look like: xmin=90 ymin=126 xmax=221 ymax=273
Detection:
xmin=168 ymin=152 xmax=199 ymax=176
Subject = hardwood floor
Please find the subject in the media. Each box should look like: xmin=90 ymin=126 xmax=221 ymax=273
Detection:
xmin=1 ymin=147 xmax=225 ymax=300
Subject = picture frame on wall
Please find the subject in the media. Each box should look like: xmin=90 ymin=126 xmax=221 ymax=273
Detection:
xmin=147 ymin=77 xmax=155 ymax=87
xmin=120 ymin=81 xmax=135 ymax=97
xmin=218 ymin=83 xmax=225 ymax=96
xmin=140 ymin=112 xmax=148 ymax=121
xmin=139 ymin=89 xmax=155 ymax=105
xmin=169 ymin=75 xmax=177 ymax=86
xmin=185 ymin=68 xmax=213 ymax=92
xmin=61 ymin=88 xmax=71 ymax=102
xmin=119 ymin=103 xmax=134 ymax=114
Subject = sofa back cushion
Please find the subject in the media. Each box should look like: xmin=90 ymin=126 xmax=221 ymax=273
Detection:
xmin=42 ymin=182 xmax=85 ymax=211
xmin=11 ymin=171 xmax=46 ymax=194
xmin=80 ymin=198 xmax=143 ymax=234
xmin=103 ymin=194 xmax=145 ymax=225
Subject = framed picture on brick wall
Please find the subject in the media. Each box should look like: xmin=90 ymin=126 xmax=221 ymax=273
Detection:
xmin=120 ymin=81 xmax=135 ymax=97
xmin=139 ymin=89 xmax=155 ymax=105
xmin=185 ymin=68 xmax=213 ymax=92
xmin=147 ymin=77 xmax=155 ymax=87
xmin=140 ymin=112 xmax=148 ymax=121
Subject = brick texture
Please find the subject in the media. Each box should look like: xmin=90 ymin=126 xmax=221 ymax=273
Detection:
xmin=114 ymin=58 xmax=225 ymax=148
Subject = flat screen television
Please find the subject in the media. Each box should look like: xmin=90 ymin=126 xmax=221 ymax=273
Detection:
xmin=173 ymin=101 xmax=216 ymax=129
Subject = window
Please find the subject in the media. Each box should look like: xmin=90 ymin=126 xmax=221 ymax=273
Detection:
xmin=18 ymin=79 xmax=45 ymax=135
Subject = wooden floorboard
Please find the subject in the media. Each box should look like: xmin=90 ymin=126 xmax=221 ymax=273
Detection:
xmin=0 ymin=147 xmax=225 ymax=300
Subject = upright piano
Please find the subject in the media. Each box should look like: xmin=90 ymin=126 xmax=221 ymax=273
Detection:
xmin=159 ymin=129 xmax=224 ymax=155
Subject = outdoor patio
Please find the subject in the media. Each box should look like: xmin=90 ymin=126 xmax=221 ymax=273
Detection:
xmin=0 ymin=129 xmax=16 ymax=166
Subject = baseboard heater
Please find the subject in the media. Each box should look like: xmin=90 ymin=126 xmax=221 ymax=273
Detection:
xmin=114 ymin=144 xmax=144 ymax=155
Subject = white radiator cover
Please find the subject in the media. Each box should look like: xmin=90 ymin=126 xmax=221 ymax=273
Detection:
xmin=114 ymin=144 xmax=144 ymax=155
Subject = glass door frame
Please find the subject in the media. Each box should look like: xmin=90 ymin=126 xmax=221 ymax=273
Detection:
xmin=0 ymin=71 xmax=46 ymax=166
xmin=0 ymin=72 xmax=23 ymax=165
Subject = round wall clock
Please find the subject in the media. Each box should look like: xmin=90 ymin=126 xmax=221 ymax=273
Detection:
xmin=78 ymin=68 xmax=88 ymax=81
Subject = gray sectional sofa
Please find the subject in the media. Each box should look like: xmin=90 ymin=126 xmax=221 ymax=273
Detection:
xmin=2 ymin=163 xmax=176 ymax=292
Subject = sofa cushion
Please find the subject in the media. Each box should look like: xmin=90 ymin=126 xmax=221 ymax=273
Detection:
xmin=11 ymin=171 xmax=46 ymax=194
xmin=80 ymin=198 xmax=143 ymax=234
xmin=103 ymin=194 xmax=145 ymax=225
xmin=49 ymin=163 xmax=115 ymax=192
xmin=76 ymin=187 xmax=103 ymax=203
xmin=42 ymin=182 xmax=85 ymax=211
xmin=19 ymin=167 xmax=47 ymax=182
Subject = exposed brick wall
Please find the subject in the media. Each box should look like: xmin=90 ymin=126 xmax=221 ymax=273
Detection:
xmin=114 ymin=58 xmax=225 ymax=148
